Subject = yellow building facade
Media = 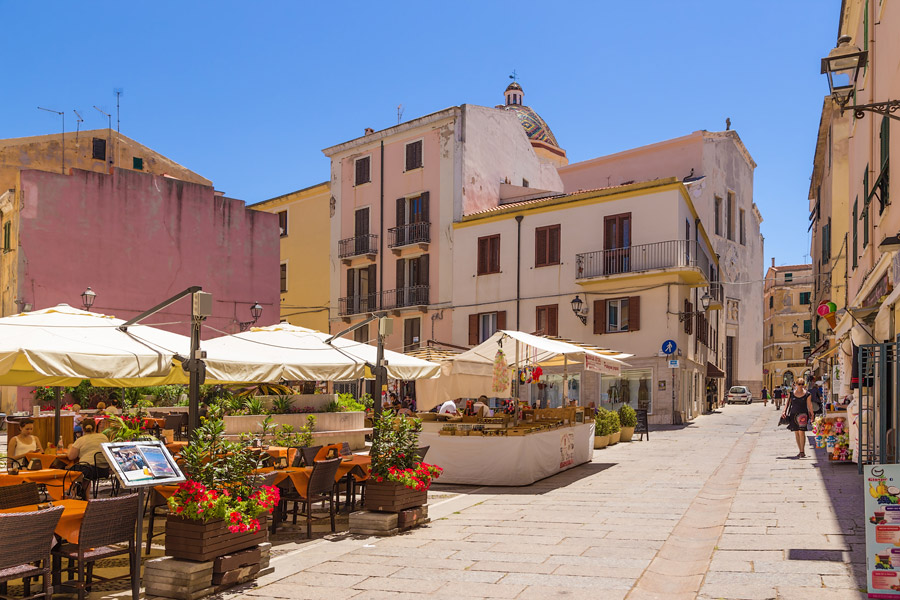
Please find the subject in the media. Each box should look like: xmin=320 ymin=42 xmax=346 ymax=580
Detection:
xmin=763 ymin=263 xmax=814 ymax=391
xmin=251 ymin=182 xmax=331 ymax=331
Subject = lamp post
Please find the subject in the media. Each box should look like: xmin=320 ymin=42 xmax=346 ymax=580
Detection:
xmin=570 ymin=295 xmax=587 ymax=325
xmin=822 ymin=35 xmax=900 ymax=121
xmin=238 ymin=302 xmax=263 ymax=332
xmin=81 ymin=287 xmax=96 ymax=311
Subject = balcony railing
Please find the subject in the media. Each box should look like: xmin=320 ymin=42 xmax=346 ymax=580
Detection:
xmin=338 ymin=293 xmax=378 ymax=316
xmin=575 ymin=240 xmax=710 ymax=280
xmin=338 ymin=234 xmax=378 ymax=259
xmin=388 ymin=222 xmax=430 ymax=249
xmin=381 ymin=285 xmax=429 ymax=310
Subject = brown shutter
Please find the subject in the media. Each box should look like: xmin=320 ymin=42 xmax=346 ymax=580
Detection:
xmin=535 ymin=306 xmax=544 ymax=334
xmin=368 ymin=264 xmax=377 ymax=309
xmin=497 ymin=311 xmax=507 ymax=330
xmin=594 ymin=300 xmax=606 ymax=334
xmin=396 ymin=198 xmax=406 ymax=227
xmin=469 ymin=314 xmax=479 ymax=346
xmin=549 ymin=225 xmax=560 ymax=264
xmin=419 ymin=254 xmax=430 ymax=304
xmin=549 ymin=305 xmax=558 ymax=336
xmin=347 ymin=269 xmax=355 ymax=298
xmin=535 ymin=228 xmax=547 ymax=267
xmin=477 ymin=237 xmax=488 ymax=275
xmin=421 ymin=191 xmax=430 ymax=224
xmin=396 ymin=258 xmax=405 ymax=290
xmin=629 ymin=296 xmax=640 ymax=332
xmin=490 ymin=235 xmax=500 ymax=272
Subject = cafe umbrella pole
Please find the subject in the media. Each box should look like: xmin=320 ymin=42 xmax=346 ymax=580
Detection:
xmin=53 ymin=386 xmax=61 ymax=446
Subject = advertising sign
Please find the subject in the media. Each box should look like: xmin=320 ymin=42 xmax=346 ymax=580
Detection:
xmin=864 ymin=464 xmax=900 ymax=597
xmin=584 ymin=354 xmax=620 ymax=376
xmin=102 ymin=441 xmax=186 ymax=488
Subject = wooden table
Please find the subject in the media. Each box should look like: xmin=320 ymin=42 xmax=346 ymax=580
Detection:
xmin=165 ymin=441 xmax=188 ymax=455
xmin=0 ymin=469 xmax=84 ymax=500
xmin=0 ymin=499 xmax=87 ymax=542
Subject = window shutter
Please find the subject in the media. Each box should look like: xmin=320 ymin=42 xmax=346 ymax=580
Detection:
xmin=368 ymin=264 xmax=377 ymax=308
xmin=549 ymin=305 xmax=558 ymax=336
xmin=490 ymin=236 xmax=500 ymax=272
xmin=594 ymin=300 xmax=606 ymax=334
xmin=419 ymin=254 xmax=429 ymax=292
xmin=421 ymin=191 xmax=430 ymax=224
xmin=477 ymin=237 xmax=488 ymax=275
xmin=629 ymin=296 xmax=640 ymax=332
xmin=469 ymin=314 xmax=479 ymax=346
xmin=396 ymin=259 xmax=405 ymax=290
xmin=684 ymin=300 xmax=693 ymax=335
xmin=549 ymin=226 xmax=560 ymax=264
xmin=396 ymin=198 xmax=406 ymax=227
xmin=497 ymin=311 xmax=507 ymax=331
xmin=406 ymin=143 xmax=414 ymax=171
xmin=347 ymin=269 xmax=355 ymax=298
xmin=535 ymin=228 xmax=547 ymax=267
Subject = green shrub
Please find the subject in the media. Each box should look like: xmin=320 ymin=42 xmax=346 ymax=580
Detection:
xmin=327 ymin=393 xmax=367 ymax=412
xmin=607 ymin=411 xmax=621 ymax=434
xmin=618 ymin=404 xmax=637 ymax=428
xmin=271 ymin=395 xmax=294 ymax=414
xmin=594 ymin=407 xmax=611 ymax=436
xmin=245 ymin=396 xmax=267 ymax=415
xmin=272 ymin=415 xmax=317 ymax=448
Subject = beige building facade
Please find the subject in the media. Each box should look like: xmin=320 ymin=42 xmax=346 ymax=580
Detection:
xmin=763 ymin=263 xmax=814 ymax=391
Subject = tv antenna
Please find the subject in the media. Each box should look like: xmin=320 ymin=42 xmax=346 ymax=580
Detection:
xmin=114 ymin=88 xmax=123 ymax=136
xmin=37 ymin=106 xmax=65 ymax=174
xmin=73 ymin=110 xmax=84 ymax=146
xmin=397 ymin=104 xmax=404 ymax=125
xmin=93 ymin=105 xmax=113 ymax=166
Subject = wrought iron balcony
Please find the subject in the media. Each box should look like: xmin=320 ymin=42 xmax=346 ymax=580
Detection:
xmin=381 ymin=285 xmax=429 ymax=310
xmin=575 ymin=240 xmax=710 ymax=281
xmin=388 ymin=222 xmax=430 ymax=251
xmin=338 ymin=293 xmax=378 ymax=316
xmin=338 ymin=234 xmax=378 ymax=261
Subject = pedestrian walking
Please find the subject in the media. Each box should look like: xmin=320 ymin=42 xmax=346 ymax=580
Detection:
xmin=773 ymin=386 xmax=783 ymax=410
xmin=782 ymin=378 xmax=815 ymax=458
xmin=761 ymin=387 xmax=769 ymax=407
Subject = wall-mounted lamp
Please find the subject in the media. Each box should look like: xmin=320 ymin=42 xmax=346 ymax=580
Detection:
xmin=570 ymin=295 xmax=588 ymax=325
xmin=81 ymin=287 xmax=96 ymax=311
xmin=239 ymin=302 xmax=263 ymax=332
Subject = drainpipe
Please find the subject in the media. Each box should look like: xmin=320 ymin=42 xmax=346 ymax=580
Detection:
xmin=515 ymin=215 xmax=524 ymax=330
xmin=379 ymin=140 xmax=384 ymax=309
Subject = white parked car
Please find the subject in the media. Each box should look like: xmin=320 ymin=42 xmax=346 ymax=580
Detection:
xmin=726 ymin=386 xmax=753 ymax=404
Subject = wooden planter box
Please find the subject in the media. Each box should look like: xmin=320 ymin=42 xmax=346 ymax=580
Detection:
xmin=165 ymin=515 xmax=268 ymax=562
xmin=365 ymin=480 xmax=427 ymax=513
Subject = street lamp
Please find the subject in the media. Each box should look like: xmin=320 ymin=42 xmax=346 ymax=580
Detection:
xmin=238 ymin=302 xmax=263 ymax=332
xmin=678 ymin=290 xmax=712 ymax=321
xmin=570 ymin=295 xmax=587 ymax=325
xmin=81 ymin=287 xmax=96 ymax=311
xmin=822 ymin=35 xmax=900 ymax=121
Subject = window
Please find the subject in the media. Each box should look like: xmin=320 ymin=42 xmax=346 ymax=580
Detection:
xmin=280 ymin=263 xmax=287 ymax=293
xmin=354 ymin=156 xmax=371 ymax=185
xmin=132 ymin=157 xmax=143 ymax=170
xmin=2 ymin=221 xmax=10 ymax=252
xmin=803 ymin=319 xmax=812 ymax=334
xmin=535 ymin=304 xmax=558 ymax=336
xmin=769 ymin=324 xmax=773 ymax=337
xmin=726 ymin=192 xmax=735 ymax=241
xmin=353 ymin=325 xmax=369 ymax=344
xmin=522 ymin=179 xmax=529 ymax=188
xmin=405 ymin=140 xmax=423 ymax=171
xmin=853 ymin=197 xmax=858 ymax=268
xmin=91 ymin=138 xmax=106 ymax=161
xmin=799 ymin=292 xmax=811 ymax=305
xmin=346 ymin=265 xmax=378 ymax=313
xmin=394 ymin=193 xmax=430 ymax=246
xmin=468 ymin=311 xmax=507 ymax=345
xmin=395 ymin=255 xmax=429 ymax=306
xmin=784 ymin=272 xmax=793 ymax=283
xmin=769 ymin=295 xmax=774 ymax=309
xmin=477 ymin=235 xmax=501 ymax=275
xmin=683 ymin=300 xmax=693 ymax=335
xmin=403 ymin=318 xmax=421 ymax=352
xmin=593 ymin=297 xmax=640 ymax=334
xmin=714 ymin=196 xmax=722 ymax=236
xmin=739 ymin=209 xmax=746 ymax=245
xmin=535 ymin=225 xmax=561 ymax=267
xmin=278 ymin=211 xmax=288 ymax=237
xmin=803 ymin=346 xmax=811 ymax=359
xmin=822 ymin=217 xmax=832 ymax=262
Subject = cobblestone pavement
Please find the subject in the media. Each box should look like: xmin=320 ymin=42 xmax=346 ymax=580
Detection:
xmin=222 ymin=404 xmax=866 ymax=600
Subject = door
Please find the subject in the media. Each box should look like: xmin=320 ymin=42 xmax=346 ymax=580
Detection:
xmin=604 ymin=213 xmax=631 ymax=274
xmin=858 ymin=341 xmax=899 ymax=471
xmin=355 ymin=208 xmax=369 ymax=254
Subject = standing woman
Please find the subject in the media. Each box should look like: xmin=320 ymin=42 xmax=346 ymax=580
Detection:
xmin=783 ymin=378 xmax=815 ymax=458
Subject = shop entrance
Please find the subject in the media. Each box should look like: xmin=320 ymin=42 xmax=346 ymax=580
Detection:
xmin=858 ymin=341 xmax=900 ymax=472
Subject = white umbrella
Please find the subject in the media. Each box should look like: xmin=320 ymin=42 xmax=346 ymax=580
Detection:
xmin=201 ymin=323 xmax=440 ymax=382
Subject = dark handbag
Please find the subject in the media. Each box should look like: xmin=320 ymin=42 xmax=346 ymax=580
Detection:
xmin=778 ymin=413 xmax=791 ymax=426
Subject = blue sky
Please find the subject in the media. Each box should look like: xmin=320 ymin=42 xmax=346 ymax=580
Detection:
xmin=1 ymin=1 xmax=838 ymax=272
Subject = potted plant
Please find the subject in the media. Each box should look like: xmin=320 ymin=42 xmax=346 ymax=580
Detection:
xmin=593 ymin=407 xmax=611 ymax=449
xmin=607 ymin=410 xmax=621 ymax=445
xmin=365 ymin=411 xmax=442 ymax=512
xmin=618 ymin=404 xmax=637 ymax=442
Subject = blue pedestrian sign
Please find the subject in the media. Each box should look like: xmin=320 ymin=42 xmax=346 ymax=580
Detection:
xmin=661 ymin=340 xmax=677 ymax=355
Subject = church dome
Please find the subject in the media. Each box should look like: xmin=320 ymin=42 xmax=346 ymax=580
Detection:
xmin=497 ymin=80 xmax=567 ymax=167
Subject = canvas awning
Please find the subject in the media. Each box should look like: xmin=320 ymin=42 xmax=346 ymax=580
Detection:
xmin=706 ymin=361 xmax=726 ymax=379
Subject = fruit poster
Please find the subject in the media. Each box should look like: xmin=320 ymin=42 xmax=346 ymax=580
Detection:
xmin=865 ymin=464 xmax=900 ymax=597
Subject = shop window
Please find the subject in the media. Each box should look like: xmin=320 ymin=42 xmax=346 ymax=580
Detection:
xmin=278 ymin=211 xmax=288 ymax=237
xmin=477 ymin=235 xmax=500 ymax=275
xmin=355 ymin=156 xmax=371 ymax=186
xmin=535 ymin=225 xmax=560 ymax=267
xmin=535 ymin=304 xmax=558 ymax=336
xmin=601 ymin=368 xmax=653 ymax=413
xmin=405 ymin=140 xmax=423 ymax=171
xmin=468 ymin=311 xmax=506 ymax=345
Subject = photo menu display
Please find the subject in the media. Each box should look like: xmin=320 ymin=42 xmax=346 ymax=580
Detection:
xmin=102 ymin=441 xmax=185 ymax=488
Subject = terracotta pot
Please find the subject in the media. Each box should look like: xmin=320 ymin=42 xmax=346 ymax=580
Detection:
xmin=620 ymin=426 xmax=635 ymax=442
xmin=165 ymin=515 xmax=268 ymax=562
xmin=593 ymin=434 xmax=610 ymax=449
xmin=365 ymin=480 xmax=427 ymax=513
xmin=609 ymin=430 xmax=621 ymax=445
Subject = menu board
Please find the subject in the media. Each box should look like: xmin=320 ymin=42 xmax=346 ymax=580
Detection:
xmin=864 ymin=464 xmax=900 ymax=597
xmin=101 ymin=441 xmax=185 ymax=488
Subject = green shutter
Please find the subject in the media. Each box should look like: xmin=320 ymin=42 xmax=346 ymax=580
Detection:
xmin=853 ymin=198 xmax=858 ymax=268
xmin=882 ymin=117 xmax=890 ymax=169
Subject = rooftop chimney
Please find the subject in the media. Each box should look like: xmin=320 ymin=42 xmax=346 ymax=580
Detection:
xmin=771 ymin=257 xmax=775 ymax=268
xmin=364 ymin=127 xmax=374 ymax=136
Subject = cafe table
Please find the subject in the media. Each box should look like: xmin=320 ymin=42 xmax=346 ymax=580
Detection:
xmin=25 ymin=451 xmax=75 ymax=469
xmin=0 ymin=499 xmax=87 ymax=542
xmin=0 ymin=469 xmax=84 ymax=500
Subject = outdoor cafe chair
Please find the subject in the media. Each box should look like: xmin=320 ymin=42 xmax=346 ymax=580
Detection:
xmin=52 ymin=494 xmax=139 ymax=600
xmin=340 ymin=442 xmax=352 ymax=456
xmin=0 ymin=505 xmax=63 ymax=600
xmin=0 ymin=482 xmax=41 ymax=509
xmin=164 ymin=413 xmax=187 ymax=441
xmin=300 ymin=445 xmax=322 ymax=467
xmin=286 ymin=457 xmax=341 ymax=538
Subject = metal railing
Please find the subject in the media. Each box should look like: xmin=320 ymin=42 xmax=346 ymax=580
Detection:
xmin=381 ymin=285 xmax=429 ymax=309
xmin=575 ymin=240 xmax=710 ymax=280
xmin=388 ymin=222 xmax=430 ymax=248
xmin=338 ymin=293 xmax=378 ymax=316
xmin=338 ymin=234 xmax=378 ymax=259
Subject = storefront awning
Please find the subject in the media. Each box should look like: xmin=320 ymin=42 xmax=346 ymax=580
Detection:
xmin=706 ymin=361 xmax=725 ymax=379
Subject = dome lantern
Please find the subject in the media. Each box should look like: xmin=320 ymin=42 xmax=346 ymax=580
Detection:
xmin=505 ymin=81 xmax=523 ymax=106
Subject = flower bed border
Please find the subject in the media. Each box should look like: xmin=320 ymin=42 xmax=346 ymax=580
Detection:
xmin=364 ymin=480 xmax=427 ymax=513
xmin=165 ymin=515 xmax=268 ymax=562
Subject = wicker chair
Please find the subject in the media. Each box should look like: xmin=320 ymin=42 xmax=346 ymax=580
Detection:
xmin=300 ymin=445 xmax=322 ymax=467
xmin=0 ymin=482 xmax=41 ymax=509
xmin=286 ymin=457 xmax=341 ymax=537
xmin=0 ymin=506 xmax=63 ymax=600
xmin=52 ymin=494 xmax=139 ymax=600
xmin=164 ymin=414 xmax=187 ymax=441
xmin=340 ymin=442 xmax=352 ymax=456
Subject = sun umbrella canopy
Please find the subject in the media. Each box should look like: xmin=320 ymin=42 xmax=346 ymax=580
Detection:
xmin=201 ymin=323 xmax=440 ymax=382
xmin=0 ymin=304 xmax=191 ymax=387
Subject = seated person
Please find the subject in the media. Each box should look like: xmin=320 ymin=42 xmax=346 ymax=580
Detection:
xmin=9 ymin=418 xmax=43 ymax=461
xmin=66 ymin=419 xmax=110 ymax=479
xmin=438 ymin=399 xmax=459 ymax=415
xmin=397 ymin=399 xmax=415 ymax=417
xmin=473 ymin=395 xmax=493 ymax=418
xmin=72 ymin=403 xmax=84 ymax=436
xmin=383 ymin=392 xmax=398 ymax=410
